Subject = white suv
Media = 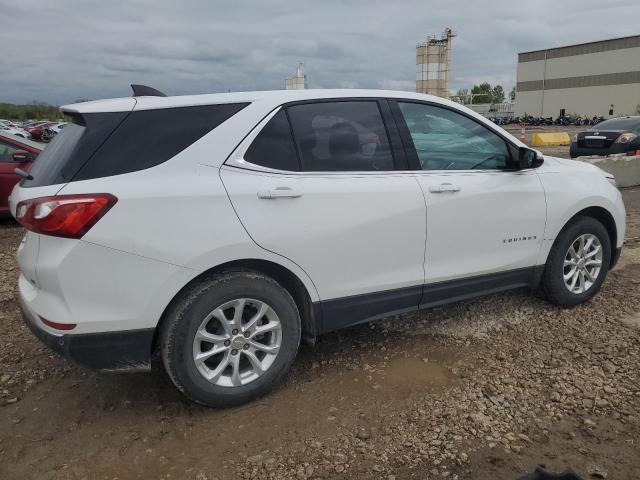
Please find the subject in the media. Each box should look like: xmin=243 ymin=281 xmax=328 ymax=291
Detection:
xmin=10 ymin=87 xmax=625 ymax=407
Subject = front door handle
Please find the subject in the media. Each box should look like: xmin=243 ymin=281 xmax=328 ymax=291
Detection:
xmin=429 ymin=183 xmax=461 ymax=193
xmin=257 ymin=187 xmax=303 ymax=199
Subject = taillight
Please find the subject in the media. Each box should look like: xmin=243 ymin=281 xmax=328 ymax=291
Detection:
xmin=16 ymin=194 xmax=117 ymax=239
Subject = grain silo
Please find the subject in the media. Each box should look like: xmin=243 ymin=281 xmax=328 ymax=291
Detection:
xmin=285 ymin=63 xmax=306 ymax=90
xmin=416 ymin=28 xmax=455 ymax=98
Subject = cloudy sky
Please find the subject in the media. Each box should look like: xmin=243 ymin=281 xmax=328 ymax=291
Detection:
xmin=2 ymin=0 xmax=639 ymax=105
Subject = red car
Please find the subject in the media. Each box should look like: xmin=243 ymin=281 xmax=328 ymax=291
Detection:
xmin=24 ymin=122 xmax=51 ymax=141
xmin=0 ymin=132 xmax=42 ymax=216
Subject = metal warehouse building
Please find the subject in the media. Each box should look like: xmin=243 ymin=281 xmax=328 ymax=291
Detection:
xmin=515 ymin=34 xmax=640 ymax=118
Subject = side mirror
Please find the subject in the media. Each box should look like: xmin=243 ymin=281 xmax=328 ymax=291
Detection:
xmin=12 ymin=150 xmax=33 ymax=162
xmin=518 ymin=147 xmax=544 ymax=169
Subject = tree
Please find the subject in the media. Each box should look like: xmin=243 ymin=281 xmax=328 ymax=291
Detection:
xmin=492 ymin=85 xmax=505 ymax=104
xmin=454 ymin=88 xmax=470 ymax=104
xmin=468 ymin=83 xmax=507 ymax=104
xmin=509 ymin=86 xmax=516 ymax=102
xmin=470 ymin=82 xmax=492 ymax=104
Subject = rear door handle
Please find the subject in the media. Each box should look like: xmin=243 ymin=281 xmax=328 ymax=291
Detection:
xmin=257 ymin=187 xmax=303 ymax=199
xmin=429 ymin=183 xmax=461 ymax=193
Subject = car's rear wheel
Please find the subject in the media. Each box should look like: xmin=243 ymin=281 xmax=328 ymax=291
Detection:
xmin=161 ymin=270 xmax=301 ymax=407
xmin=542 ymin=216 xmax=611 ymax=307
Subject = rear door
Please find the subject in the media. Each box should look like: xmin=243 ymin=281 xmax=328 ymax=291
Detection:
xmin=391 ymin=100 xmax=547 ymax=286
xmin=221 ymin=100 xmax=427 ymax=331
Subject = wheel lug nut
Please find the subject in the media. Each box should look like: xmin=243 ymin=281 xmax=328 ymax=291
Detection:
xmin=232 ymin=329 xmax=238 ymax=335
xmin=224 ymin=340 xmax=231 ymax=347
xmin=243 ymin=332 xmax=250 ymax=338
xmin=243 ymin=344 xmax=249 ymax=350
xmin=231 ymin=349 xmax=238 ymax=355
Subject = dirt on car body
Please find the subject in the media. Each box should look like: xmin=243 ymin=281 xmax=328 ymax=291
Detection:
xmin=1 ymin=187 xmax=640 ymax=479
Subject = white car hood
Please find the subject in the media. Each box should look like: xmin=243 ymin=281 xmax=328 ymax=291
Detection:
xmin=539 ymin=155 xmax=607 ymax=175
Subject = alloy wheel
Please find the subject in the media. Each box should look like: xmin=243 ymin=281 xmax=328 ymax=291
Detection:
xmin=563 ymin=233 xmax=603 ymax=294
xmin=192 ymin=298 xmax=282 ymax=387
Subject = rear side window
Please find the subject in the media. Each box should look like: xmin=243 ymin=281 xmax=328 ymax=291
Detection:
xmin=22 ymin=103 xmax=248 ymax=187
xmin=245 ymin=110 xmax=300 ymax=171
xmin=286 ymin=101 xmax=394 ymax=172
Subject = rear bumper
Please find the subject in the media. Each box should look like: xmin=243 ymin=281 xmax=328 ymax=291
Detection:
xmin=20 ymin=295 xmax=155 ymax=371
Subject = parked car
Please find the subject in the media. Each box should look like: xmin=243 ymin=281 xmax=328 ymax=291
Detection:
xmin=10 ymin=88 xmax=625 ymax=408
xmin=24 ymin=121 xmax=52 ymax=141
xmin=48 ymin=122 xmax=68 ymax=134
xmin=0 ymin=132 xmax=41 ymax=216
xmin=570 ymin=116 xmax=640 ymax=158
xmin=1 ymin=124 xmax=32 ymax=139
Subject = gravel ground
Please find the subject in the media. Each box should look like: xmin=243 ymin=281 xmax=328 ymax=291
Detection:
xmin=1 ymin=184 xmax=639 ymax=479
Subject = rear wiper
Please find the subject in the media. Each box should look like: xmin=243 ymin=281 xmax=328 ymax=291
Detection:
xmin=14 ymin=168 xmax=34 ymax=180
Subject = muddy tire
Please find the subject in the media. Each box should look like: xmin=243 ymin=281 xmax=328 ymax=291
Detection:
xmin=542 ymin=216 xmax=611 ymax=308
xmin=160 ymin=270 xmax=301 ymax=408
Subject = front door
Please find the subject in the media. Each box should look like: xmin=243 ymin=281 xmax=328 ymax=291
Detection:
xmin=391 ymin=100 xmax=547 ymax=285
xmin=221 ymin=100 xmax=427 ymax=331
xmin=0 ymin=139 xmax=31 ymax=214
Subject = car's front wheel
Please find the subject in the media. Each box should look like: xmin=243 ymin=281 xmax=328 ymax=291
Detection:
xmin=160 ymin=270 xmax=301 ymax=407
xmin=542 ymin=216 xmax=611 ymax=307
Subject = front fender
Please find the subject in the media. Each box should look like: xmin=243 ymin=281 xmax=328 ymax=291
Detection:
xmin=535 ymin=167 xmax=626 ymax=264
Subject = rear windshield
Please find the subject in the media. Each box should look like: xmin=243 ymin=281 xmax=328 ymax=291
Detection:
xmin=22 ymin=103 xmax=249 ymax=187
xmin=591 ymin=117 xmax=640 ymax=132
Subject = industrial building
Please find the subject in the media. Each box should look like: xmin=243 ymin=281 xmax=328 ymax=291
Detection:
xmin=285 ymin=63 xmax=306 ymax=90
xmin=416 ymin=28 xmax=455 ymax=98
xmin=516 ymin=34 xmax=640 ymax=118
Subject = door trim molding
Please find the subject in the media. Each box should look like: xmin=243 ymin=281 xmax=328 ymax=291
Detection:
xmin=315 ymin=266 xmax=543 ymax=334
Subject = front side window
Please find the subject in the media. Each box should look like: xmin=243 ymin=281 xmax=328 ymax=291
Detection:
xmin=397 ymin=102 xmax=512 ymax=171
xmin=286 ymin=101 xmax=394 ymax=172
xmin=0 ymin=141 xmax=19 ymax=162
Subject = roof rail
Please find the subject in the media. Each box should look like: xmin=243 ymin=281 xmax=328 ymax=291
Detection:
xmin=130 ymin=84 xmax=167 ymax=97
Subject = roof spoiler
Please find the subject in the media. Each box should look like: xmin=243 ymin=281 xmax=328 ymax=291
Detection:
xmin=130 ymin=84 xmax=167 ymax=97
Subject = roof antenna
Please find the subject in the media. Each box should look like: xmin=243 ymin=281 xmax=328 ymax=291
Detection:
xmin=130 ymin=84 xmax=167 ymax=97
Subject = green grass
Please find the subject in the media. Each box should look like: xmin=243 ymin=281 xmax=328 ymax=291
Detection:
xmin=0 ymin=103 xmax=63 ymax=122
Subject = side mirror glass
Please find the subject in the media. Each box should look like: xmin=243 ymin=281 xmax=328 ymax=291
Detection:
xmin=12 ymin=150 xmax=32 ymax=162
xmin=518 ymin=147 xmax=543 ymax=169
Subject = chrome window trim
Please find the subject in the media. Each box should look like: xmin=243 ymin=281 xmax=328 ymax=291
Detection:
xmin=225 ymin=103 xmax=531 ymax=177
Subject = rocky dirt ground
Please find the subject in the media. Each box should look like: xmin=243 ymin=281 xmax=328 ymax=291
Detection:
xmin=1 ymin=160 xmax=639 ymax=479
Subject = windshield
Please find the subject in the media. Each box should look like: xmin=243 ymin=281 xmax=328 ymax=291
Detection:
xmin=20 ymin=122 xmax=87 ymax=187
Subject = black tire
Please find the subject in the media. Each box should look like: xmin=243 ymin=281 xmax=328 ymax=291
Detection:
xmin=542 ymin=216 xmax=611 ymax=307
xmin=160 ymin=270 xmax=301 ymax=408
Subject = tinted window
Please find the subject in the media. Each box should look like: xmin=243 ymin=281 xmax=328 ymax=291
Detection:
xmin=22 ymin=103 xmax=249 ymax=187
xmin=75 ymin=103 xmax=249 ymax=181
xmin=286 ymin=101 xmax=394 ymax=172
xmin=22 ymin=114 xmax=124 ymax=187
xmin=245 ymin=110 xmax=299 ymax=171
xmin=398 ymin=102 xmax=512 ymax=171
